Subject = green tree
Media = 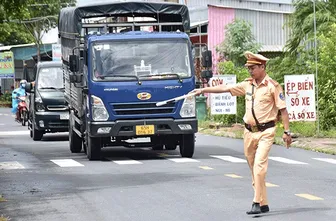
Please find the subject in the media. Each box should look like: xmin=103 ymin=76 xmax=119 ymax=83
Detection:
xmin=285 ymin=0 xmax=336 ymax=54
xmin=216 ymin=19 xmax=261 ymax=66
xmin=1 ymin=1 xmax=76 ymax=59
xmin=316 ymin=23 xmax=336 ymax=130
xmin=0 ymin=1 xmax=34 ymax=45
xmin=21 ymin=1 xmax=76 ymax=61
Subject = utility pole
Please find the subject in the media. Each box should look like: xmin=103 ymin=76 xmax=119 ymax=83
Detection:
xmin=313 ymin=0 xmax=320 ymax=134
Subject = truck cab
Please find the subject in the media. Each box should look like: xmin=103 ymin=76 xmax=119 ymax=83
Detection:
xmin=25 ymin=61 xmax=69 ymax=140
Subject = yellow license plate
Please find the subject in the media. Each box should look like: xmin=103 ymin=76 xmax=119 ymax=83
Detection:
xmin=136 ymin=125 xmax=155 ymax=135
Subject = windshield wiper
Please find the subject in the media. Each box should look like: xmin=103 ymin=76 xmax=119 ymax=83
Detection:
xmin=100 ymin=75 xmax=142 ymax=85
xmin=140 ymin=73 xmax=183 ymax=83
xmin=39 ymin=87 xmax=64 ymax=91
xmin=39 ymin=87 xmax=57 ymax=90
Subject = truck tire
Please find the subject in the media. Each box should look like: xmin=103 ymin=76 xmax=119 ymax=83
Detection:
xmin=32 ymin=121 xmax=43 ymax=141
xmin=87 ymin=135 xmax=101 ymax=160
xmin=179 ymin=134 xmax=195 ymax=158
xmin=69 ymin=112 xmax=82 ymax=153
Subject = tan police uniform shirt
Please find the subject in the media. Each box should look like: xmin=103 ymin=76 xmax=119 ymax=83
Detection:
xmin=228 ymin=75 xmax=287 ymax=126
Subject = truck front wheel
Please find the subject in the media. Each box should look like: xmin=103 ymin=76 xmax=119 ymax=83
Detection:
xmin=179 ymin=134 xmax=195 ymax=158
xmin=87 ymin=135 xmax=101 ymax=160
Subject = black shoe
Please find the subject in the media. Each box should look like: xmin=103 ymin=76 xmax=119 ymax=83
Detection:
xmin=261 ymin=205 xmax=269 ymax=213
xmin=246 ymin=202 xmax=261 ymax=215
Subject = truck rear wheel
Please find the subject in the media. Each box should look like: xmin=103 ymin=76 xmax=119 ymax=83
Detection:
xmin=87 ymin=135 xmax=101 ymax=160
xmin=69 ymin=112 xmax=82 ymax=153
xmin=179 ymin=134 xmax=195 ymax=158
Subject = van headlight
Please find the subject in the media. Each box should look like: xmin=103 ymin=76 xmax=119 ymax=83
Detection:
xmin=180 ymin=96 xmax=196 ymax=118
xmin=35 ymin=96 xmax=45 ymax=112
xmin=91 ymin=95 xmax=109 ymax=121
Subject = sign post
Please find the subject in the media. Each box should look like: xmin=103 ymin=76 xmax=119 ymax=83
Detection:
xmin=284 ymin=74 xmax=316 ymax=122
xmin=209 ymin=75 xmax=237 ymax=115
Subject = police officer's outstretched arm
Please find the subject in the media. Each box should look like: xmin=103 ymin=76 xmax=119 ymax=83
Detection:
xmin=190 ymin=81 xmax=247 ymax=97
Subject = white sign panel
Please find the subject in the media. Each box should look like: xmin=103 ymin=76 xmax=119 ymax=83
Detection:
xmin=209 ymin=75 xmax=237 ymax=115
xmin=52 ymin=44 xmax=61 ymax=61
xmin=284 ymin=74 xmax=316 ymax=122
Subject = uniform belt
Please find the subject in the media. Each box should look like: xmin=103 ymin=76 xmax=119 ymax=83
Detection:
xmin=245 ymin=121 xmax=275 ymax=133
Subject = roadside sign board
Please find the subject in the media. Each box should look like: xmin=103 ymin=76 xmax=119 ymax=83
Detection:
xmin=0 ymin=51 xmax=15 ymax=79
xmin=284 ymin=74 xmax=316 ymax=121
xmin=209 ymin=75 xmax=237 ymax=115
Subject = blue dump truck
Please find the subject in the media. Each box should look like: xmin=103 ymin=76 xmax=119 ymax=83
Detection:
xmin=58 ymin=1 xmax=210 ymax=160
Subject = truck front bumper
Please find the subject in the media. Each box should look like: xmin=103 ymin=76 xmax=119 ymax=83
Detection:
xmin=88 ymin=118 xmax=198 ymax=137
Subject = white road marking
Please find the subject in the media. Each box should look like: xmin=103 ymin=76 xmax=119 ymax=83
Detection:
xmin=210 ymin=155 xmax=247 ymax=163
xmin=0 ymin=131 xmax=29 ymax=136
xmin=269 ymin=157 xmax=308 ymax=165
xmin=199 ymin=166 xmax=214 ymax=170
xmin=312 ymin=158 xmax=336 ymax=164
xmin=0 ymin=161 xmax=25 ymax=169
xmin=168 ymin=158 xmax=200 ymax=163
xmin=113 ymin=160 xmax=142 ymax=165
xmin=113 ymin=160 xmax=143 ymax=165
xmin=50 ymin=159 xmax=84 ymax=167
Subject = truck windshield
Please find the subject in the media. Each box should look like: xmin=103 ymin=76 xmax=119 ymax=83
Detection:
xmin=91 ymin=39 xmax=191 ymax=81
xmin=37 ymin=67 xmax=64 ymax=89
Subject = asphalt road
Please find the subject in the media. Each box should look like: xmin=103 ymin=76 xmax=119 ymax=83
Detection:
xmin=0 ymin=108 xmax=335 ymax=221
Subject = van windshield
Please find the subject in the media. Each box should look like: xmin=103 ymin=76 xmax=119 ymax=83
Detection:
xmin=91 ymin=39 xmax=191 ymax=81
xmin=37 ymin=67 xmax=63 ymax=89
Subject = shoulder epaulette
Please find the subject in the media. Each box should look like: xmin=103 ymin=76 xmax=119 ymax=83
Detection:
xmin=268 ymin=78 xmax=279 ymax=86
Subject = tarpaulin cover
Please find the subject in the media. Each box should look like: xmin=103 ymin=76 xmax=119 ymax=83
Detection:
xmin=58 ymin=1 xmax=190 ymax=38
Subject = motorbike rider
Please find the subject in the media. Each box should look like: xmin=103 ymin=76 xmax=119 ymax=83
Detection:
xmin=11 ymin=80 xmax=27 ymax=121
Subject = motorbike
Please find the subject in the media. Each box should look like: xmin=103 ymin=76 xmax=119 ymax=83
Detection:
xmin=17 ymin=96 xmax=28 ymax=126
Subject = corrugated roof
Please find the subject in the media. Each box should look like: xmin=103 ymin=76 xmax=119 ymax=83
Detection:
xmin=260 ymin=45 xmax=285 ymax=52
xmin=0 ymin=43 xmax=36 ymax=52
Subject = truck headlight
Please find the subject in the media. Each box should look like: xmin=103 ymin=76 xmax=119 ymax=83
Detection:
xmin=91 ymin=95 xmax=109 ymax=121
xmin=180 ymin=96 xmax=196 ymax=118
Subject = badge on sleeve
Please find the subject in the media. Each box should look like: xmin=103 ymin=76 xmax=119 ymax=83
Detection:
xmin=279 ymin=93 xmax=285 ymax=100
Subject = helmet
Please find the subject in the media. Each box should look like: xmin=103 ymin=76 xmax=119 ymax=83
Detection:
xmin=20 ymin=79 xmax=27 ymax=88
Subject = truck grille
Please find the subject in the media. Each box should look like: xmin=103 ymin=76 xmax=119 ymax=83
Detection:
xmin=111 ymin=102 xmax=175 ymax=116
xmin=47 ymin=105 xmax=68 ymax=111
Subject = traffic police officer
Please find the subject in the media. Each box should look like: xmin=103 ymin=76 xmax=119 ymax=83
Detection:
xmin=191 ymin=51 xmax=292 ymax=215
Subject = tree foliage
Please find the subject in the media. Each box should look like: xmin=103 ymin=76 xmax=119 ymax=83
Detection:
xmin=285 ymin=0 xmax=336 ymax=54
xmin=1 ymin=0 xmax=76 ymax=57
xmin=216 ymin=19 xmax=261 ymax=66
xmin=269 ymin=0 xmax=336 ymax=131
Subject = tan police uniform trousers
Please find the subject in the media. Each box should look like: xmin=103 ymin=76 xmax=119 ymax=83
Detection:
xmin=244 ymin=126 xmax=276 ymax=205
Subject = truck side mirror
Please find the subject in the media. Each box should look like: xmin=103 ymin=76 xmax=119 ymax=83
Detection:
xmin=201 ymin=50 xmax=212 ymax=68
xmin=69 ymin=55 xmax=79 ymax=72
xmin=25 ymin=82 xmax=33 ymax=93
xmin=201 ymin=70 xmax=213 ymax=82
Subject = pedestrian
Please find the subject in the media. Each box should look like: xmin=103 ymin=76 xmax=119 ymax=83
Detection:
xmin=191 ymin=51 xmax=292 ymax=215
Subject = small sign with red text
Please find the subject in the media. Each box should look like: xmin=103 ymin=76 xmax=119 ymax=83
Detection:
xmin=209 ymin=75 xmax=237 ymax=115
xmin=284 ymin=74 xmax=316 ymax=122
